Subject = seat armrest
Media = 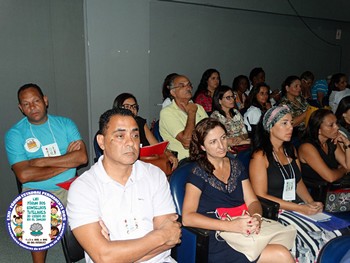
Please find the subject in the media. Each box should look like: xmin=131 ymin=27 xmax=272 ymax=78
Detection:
xmin=302 ymin=178 xmax=329 ymax=203
xmin=172 ymin=216 xmax=209 ymax=263
xmin=258 ymin=196 xmax=280 ymax=220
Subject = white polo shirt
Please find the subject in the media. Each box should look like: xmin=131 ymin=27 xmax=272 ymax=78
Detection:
xmin=67 ymin=157 xmax=176 ymax=263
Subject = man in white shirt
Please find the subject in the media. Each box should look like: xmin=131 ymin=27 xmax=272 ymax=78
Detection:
xmin=67 ymin=108 xmax=181 ymax=263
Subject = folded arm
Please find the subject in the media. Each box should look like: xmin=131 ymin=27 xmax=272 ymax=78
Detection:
xmin=298 ymin=143 xmax=346 ymax=182
xmin=74 ymin=215 xmax=181 ymax=263
xmin=13 ymin=140 xmax=88 ymax=183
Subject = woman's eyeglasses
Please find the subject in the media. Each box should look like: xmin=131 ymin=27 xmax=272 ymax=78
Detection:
xmin=121 ymin=104 xmax=139 ymax=111
xmin=223 ymin=95 xmax=235 ymax=101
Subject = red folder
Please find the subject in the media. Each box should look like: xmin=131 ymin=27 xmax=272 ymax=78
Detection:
xmin=140 ymin=141 xmax=169 ymax=157
xmin=56 ymin=176 xmax=78 ymax=190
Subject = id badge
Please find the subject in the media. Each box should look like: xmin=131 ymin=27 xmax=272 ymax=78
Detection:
xmin=282 ymin=178 xmax=295 ymax=201
xmin=42 ymin=143 xmax=61 ymax=157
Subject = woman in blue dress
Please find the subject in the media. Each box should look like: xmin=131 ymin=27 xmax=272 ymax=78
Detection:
xmin=182 ymin=118 xmax=294 ymax=263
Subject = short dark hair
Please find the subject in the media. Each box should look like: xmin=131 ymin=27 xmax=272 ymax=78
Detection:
xmin=249 ymin=67 xmax=265 ymax=82
xmin=99 ymin=108 xmax=135 ymax=135
xmin=300 ymin=71 xmax=314 ymax=81
xmin=281 ymin=76 xmax=300 ymax=96
xmin=17 ymin=83 xmax=44 ymax=103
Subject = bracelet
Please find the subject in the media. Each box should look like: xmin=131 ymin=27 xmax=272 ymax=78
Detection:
xmin=252 ymin=213 xmax=262 ymax=220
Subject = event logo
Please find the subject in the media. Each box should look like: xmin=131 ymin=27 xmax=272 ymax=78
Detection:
xmin=6 ymin=190 xmax=67 ymax=251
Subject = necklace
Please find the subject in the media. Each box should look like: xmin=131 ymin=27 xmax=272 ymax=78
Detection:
xmin=272 ymin=149 xmax=295 ymax=180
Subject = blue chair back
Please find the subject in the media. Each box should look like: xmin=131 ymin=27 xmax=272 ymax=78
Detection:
xmin=169 ymin=161 xmax=209 ymax=263
xmin=236 ymin=148 xmax=252 ymax=170
xmin=317 ymin=235 xmax=350 ymax=263
xmin=169 ymin=162 xmax=196 ymax=216
xmin=152 ymin=120 xmax=163 ymax=142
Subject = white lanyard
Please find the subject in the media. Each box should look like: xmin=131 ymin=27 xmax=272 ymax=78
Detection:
xmin=272 ymin=149 xmax=296 ymax=201
xmin=29 ymin=118 xmax=57 ymax=145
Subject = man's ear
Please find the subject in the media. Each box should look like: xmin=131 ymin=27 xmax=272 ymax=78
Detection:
xmin=18 ymin=104 xmax=24 ymax=114
xmin=43 ymin=95 xmax=49 ymax=108
xmin=97 ymin=134 xmax=105 ymax=151
xmin=170 ymin=88 xmax=176 ymax=98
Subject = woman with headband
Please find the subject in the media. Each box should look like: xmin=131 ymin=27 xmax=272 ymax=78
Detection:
xmin=249 ymin=106 xmax=340 ymax=263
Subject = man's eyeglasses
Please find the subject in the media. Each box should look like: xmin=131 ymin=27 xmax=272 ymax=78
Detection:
xmin=171 ymin=82 xmax=192 ymax=89
xmin=223 ymin=95 xmax=235 ymax=101
xmin=121 ymin=104 xmax=139 ymax=111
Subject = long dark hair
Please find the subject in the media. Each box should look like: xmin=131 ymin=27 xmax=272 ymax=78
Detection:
xmin=193 ymin=68 xmax=221 ymax=100
xmin=335 ymin=96 xmax=350 ymax=129
xmin=303 ymin=109 xmax=334 ymax=146
xmin=252 ymin=115 xmax=296 ymax=161
xmin=190 ymin=118 xmax=227 ymax=174
xmin=247 ymin=82 xmax=270 ymax=111
xmin=212 ymin=85 xmax=236 ymax=118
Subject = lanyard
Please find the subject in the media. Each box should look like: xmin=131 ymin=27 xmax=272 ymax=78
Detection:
xmin=272 ymin=149 xmax=295 ymax=180
xmin=29 ymin=117 xmax=57 ymax=145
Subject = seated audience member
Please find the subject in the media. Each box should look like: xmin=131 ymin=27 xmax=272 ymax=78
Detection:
xmin=159 ymin=75 xmax=208 ymax=161
xmin=232 ymin=75 xmax=249 ymax=112
xmin=67 ymin=108 xmax=181 ymax=263
xmin=210 ymin=85 xmax=249 ymax=151
xmin=249 ymin=106 xmax=338 ymax=262
xmin=113 ymin=93 xmax=178 ymax=170
xmin=244 ymin=83 xmax=271 ymax=137
xmin=311 ymin=77 xmax=330 ymax=108
xmin=182 ymin=118 xmax=294 ymax=263
xmin=162 ymin=73 xmax=179 ymax=108
xmin=247 ymin=67 xmax=266 ymax=96
xmin=328 ymin=73 xmax=350 ymax=113
xmin=248 ymin=67 xmax=279 ymax=105
xmin=335 ymin=96 xmax=350 ymax=138
xmin=298 ymin=109 xmax=350 ymax=184
xmin=300 ymin=71 xmax=318 ymax=106
xmin=193 ymin=68 xmax=221 ymax=114
xmin=5 ymin=83 xmax=88 ymax=262
xmin=279 ymin=76 xmax=309 ymax=138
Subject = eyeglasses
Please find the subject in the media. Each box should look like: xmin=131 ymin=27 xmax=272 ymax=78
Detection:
xmin=121 ymin=104 xmax=139 ymax=111
xmin=223 ymin=95 xmax=235 ymax=101
xmin=171 ymin=82 xmax=192 ymax=89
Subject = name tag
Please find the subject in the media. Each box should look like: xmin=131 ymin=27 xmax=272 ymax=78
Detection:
xmin=42 ymin=143 xmax=61 ymax=157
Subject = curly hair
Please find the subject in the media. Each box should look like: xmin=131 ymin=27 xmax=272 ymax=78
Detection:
xmin=189 ymin=118 xmax=227 ymax=174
